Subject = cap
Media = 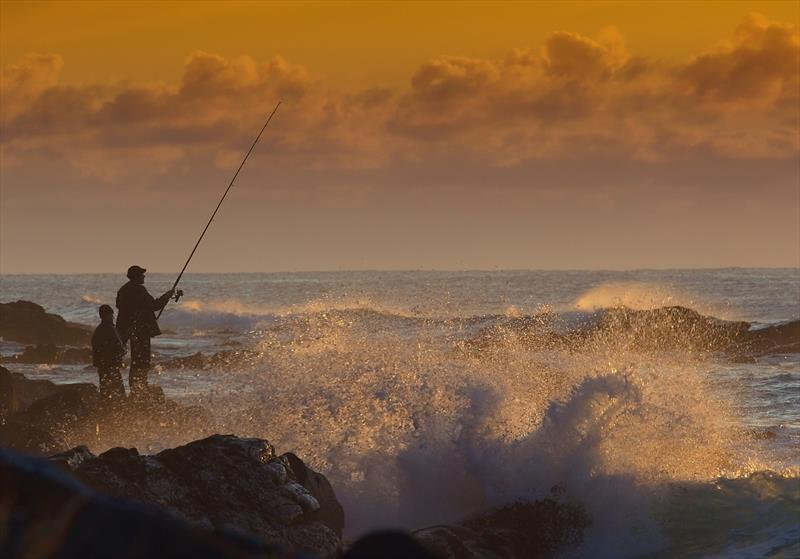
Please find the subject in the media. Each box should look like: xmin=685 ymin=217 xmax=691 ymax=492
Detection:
xmin=127 ymin=265 xmax=146 ymax=279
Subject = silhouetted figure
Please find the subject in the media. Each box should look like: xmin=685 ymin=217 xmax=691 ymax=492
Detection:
xmin=116 ymin=266 xmax=175 ymax=399
xmin=92 ymin=305 xmax=126 ymax=401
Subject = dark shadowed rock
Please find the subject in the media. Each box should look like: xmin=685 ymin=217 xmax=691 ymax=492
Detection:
xmin=744 ymin=320 xmax=800 ymax=355
xmin=10 ymin=382 xmax=101 ymax=453
xmin=60 ymin=434 xmax=343 ymax=558
xmin=342 ymin=531 xmax=440 ymax=559
xmin=414 ymin=500 xmax=587 ymax=559
xmin=0 ymin=300 xmax=91 ymax=346
xmin=0 ymin=369 xmax=213 ymax=456
xmin=0 ymin=365 xmax=15 ymax=418
xmin=0 ymin=365 xmax=63 ymax=414
xmin=0 ymin=446 xmax=301 ymax=559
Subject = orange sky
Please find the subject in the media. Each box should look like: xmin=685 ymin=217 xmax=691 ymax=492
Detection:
xmin=1 ymin=1 xmax=798 ymax=273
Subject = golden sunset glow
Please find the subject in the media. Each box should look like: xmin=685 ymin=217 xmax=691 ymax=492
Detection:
xmin=1 ymin=0 xmax=798 ymax=272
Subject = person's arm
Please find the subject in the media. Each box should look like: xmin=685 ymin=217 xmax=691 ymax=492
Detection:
xmin=153 ymin=289 xmax=174 ymax=311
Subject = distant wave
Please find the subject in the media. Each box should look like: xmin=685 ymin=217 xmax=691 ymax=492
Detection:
xmin=573 ymin=281 xmax=737 ymax=320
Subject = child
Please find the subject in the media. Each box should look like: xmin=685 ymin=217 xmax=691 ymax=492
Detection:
xmin=92 ymin=304 xmax=126 ymax=400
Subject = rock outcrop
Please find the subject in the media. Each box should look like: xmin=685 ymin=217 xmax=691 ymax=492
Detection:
xmin=0 ymin=366 xmax=210 ymax=456
xmin=0 ymin=445 xmax=302 ymax=559
xmin=467 ymin=306 xmax=800 ymax=360
xmin=0 ymin=300 xmax=92 ymax=345
xmin=54 ymin=435 xmax=343 ymax=558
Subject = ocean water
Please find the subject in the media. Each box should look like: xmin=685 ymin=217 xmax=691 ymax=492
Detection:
xmin=1 ymin=269 xmax=799 ymax=558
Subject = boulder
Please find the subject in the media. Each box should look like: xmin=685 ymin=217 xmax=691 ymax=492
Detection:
xmin=0 ymin=446 xmax=297 ymax=559
xmin=414 ymin=500 xmax=587 ymax=559
xmin=0 ymin=300 xmax=91 ymax=346
xmin=60 ymin=434 xmax=343 ymax=558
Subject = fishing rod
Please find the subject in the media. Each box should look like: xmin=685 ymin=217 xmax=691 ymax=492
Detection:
xmin=156 ymin=101 xmax=281 ymax=320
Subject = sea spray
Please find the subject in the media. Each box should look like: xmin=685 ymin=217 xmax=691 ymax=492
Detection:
xmin=200 ymin=298 xmax=764 ymax=557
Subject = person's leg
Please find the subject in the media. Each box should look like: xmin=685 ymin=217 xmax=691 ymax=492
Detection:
xmin=108 ymin=366 xmax=126 ymax=399
xmin=98 ymin=366 xmax=112 ymax=398
xmin=129 ymin=333 xmax=151 ymax=397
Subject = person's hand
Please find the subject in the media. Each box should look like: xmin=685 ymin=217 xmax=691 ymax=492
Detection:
xmin=166 ymin=288 xmax=176 ymax=298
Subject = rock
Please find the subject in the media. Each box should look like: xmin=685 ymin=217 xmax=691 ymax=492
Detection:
xmin=342 ymin=531 xmax=440 ymax=559
xmin=414 ymin=500 xmax=587 ymax=559
xmin=0 ymin=369 xmax=213 ymax=456
xmin=60 ymin=434 xmax=343 ymax=558
xmin=159 ymin=349 xmax=262 ymax=371
xmin=0 ymin=446 xmax=296 ymax=558
xmin=9 ymin=382 xmax=101 ymax=453
xmin=1 ymin=343 xmax=93 ymax=364
xmin=744 ymin=320 xmax=800 ymax=356
xmin=0 ymin=365 xmax=63 ymax=413
xmin=0 ymin=365 xmax=16 ymax=418
xmin=581 ymin=306 xmax=751 ymax=354
xmin=281 ymin=452 xmax=345 ymax=538
xmin=0 ymin=300 xmax=91 ymax=346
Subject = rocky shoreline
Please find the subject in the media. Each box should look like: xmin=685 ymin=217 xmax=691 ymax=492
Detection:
xmin=0 ymin=364 xmax=588 ymax=558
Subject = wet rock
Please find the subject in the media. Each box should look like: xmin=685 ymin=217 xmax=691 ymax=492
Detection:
xmin=1 ymin=343 xmax=93 ymax=364
xmin=468 ymin=306 xmax=800 ymax=361
xmin=0 ymin=300 xmax=91 ymax=345
xmin=0 ymin=365 xmax=16 ymax=418
xmin=0 ymin=446 xmax=294 ymax=558
xmin=0 ymin=365 xmax=62 ymax=414
xmin=8 ymin=382 xmax=101 ymax=453
xmin=582 ymin=306 xmax=751 ymax=354
xmin=61 ymin=434 xmax=343 ymax=558
xmin=0 ymin=369 xmax=213 ymax=456
xmin=414 ymin=500 xmax=587 ymax=559
xmin=281 ymin=452 xmax=345 ymax=538
xmin=159 ymin=349 xmax=262 ymax=371
xmin=744 ymin=320 xmax=800 ymax=356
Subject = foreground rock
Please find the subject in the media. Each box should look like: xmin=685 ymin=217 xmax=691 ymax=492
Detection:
xmin=54 ymin=434 xmax=343 ymax=558
xmin=0 ymin=445 xmax=309 ymax=558
xmin=414 ymin=500 xmax=587 ymax=559
xmin=0 ymin=300 xmax=91 ymax=345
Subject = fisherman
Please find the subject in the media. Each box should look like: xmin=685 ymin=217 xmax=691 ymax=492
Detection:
xmin=116 ymin=266 xmax=180 ymax=399
xmin=91 ymin=304 xmax=126 ymax=400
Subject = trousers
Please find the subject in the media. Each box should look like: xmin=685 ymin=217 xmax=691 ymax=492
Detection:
xmin=129 ymin=331 xmax=152 ymax=395
xmin=98 ymin=366 xmax=126 ymax=400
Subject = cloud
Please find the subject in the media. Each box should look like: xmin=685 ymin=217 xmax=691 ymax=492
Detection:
xmin=1 ymin=15 xmax=797 ymax=180
xmin=0 ymin=53 xmax=63 ymax=121
xmin=679 ymin=14 xmax=799 ymax=105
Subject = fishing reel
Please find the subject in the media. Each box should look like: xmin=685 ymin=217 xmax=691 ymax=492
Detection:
xmin=173 ymin=289 xmax=184 ymax=303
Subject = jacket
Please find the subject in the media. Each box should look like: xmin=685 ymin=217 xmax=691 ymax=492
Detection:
xmin=92 ymin=320 xmax=125 ymax=369
xmin=116 ymin=281 xmax=170 ymax=340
